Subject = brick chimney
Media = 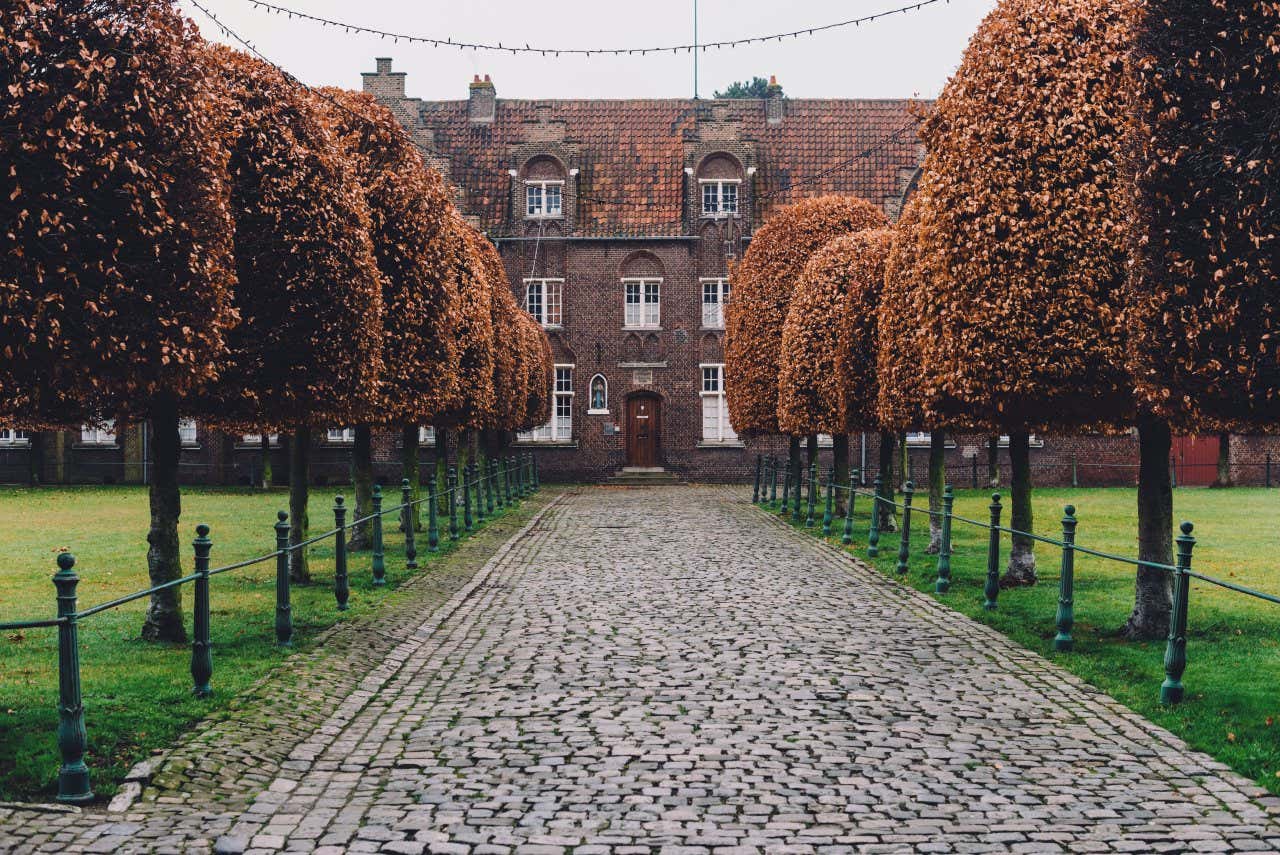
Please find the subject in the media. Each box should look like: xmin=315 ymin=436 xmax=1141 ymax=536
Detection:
xmin=361 ymin=57 xmax=406 ymax=99
xmin=765 ymin=75 xmax=785 ymax=124
xmin=469 ymin=74 xmax=496 ymax=124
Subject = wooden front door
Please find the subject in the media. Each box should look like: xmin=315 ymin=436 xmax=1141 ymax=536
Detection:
xmin=626 ymin=396 xmax=660 ymax=467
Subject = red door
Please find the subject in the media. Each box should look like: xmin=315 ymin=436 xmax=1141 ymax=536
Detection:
xmin=626 ymin=396 xmax=660 ymax=467
xmin=1173 ymin=435 xmax=1219 ymax=486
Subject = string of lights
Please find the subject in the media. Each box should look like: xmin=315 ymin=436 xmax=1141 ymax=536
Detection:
xmin=237 ymin=0 xmax=951 ymax=57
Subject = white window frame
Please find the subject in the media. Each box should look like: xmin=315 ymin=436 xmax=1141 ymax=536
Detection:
xmin=242 ymin=432 xmax=280 ymax=446
xmin=0 ymin=428 xmax=30 ymax=447
xmin=525 ymin=180 xmax=564 ymax=219
xmin=700 ymin=179 xmax=740 ymax=217
xmin=327 ymin=427 xmax=357 ymax=444
xmin=524 ymin=278 xmax=564 ymax=328
xmin=520 ymin=364 xmax=574 ymax=443
xmin=699 ymin=363 xmax=738 ymax=444
xmin=79 ymin=421 xmax=116 ymax=446
xmin=701 ymin=277 xmax=730 ymax=329
xmin=419 ymin=426 xmax=437 ymax=446
xmin=587 ymin=374 xmax=609 ymax=414
xmin=623 ymin=278 xmax=662 ymax=329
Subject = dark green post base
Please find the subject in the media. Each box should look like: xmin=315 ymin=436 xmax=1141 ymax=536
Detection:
xmin=895 ymin=481 xmax=914 ymax=575
xmin=867 ymin=477 xmax=883 ymax=558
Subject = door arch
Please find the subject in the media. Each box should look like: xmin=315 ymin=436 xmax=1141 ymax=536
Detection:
xmin=625 ymin=393 xmax=662 ymax=467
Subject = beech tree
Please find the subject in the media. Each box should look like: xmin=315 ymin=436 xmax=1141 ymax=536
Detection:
xmin=318 ymin=87 xmax=460 ymax=544
xmin=778 ymin=229 xmax=893 ymax=511
xmin=1125 ymin=0 xmax=1279 ymax=636
xmin=518 ymin=313 xmax=555 ymax=433
xmin=199 ymin=45 xmax=384 ymax=582
xmin=726 ymin=195 xmax=888 ymax=492
xmin=0 ymin=0 xmax=237 ymax=641
xmin=906 ymin=0 xmax=1133 ymax=586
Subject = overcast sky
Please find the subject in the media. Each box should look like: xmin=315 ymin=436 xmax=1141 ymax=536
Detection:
xmin=179 ymin=0 xmax=999 ymax=101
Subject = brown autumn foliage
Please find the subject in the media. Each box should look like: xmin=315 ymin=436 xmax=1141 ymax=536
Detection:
xmin=0 ymin=0 xmax=236 ymax=425
xmin=1128 ymin=0 xmax=1280 ymax=428
xmin=319 ymin=87 xmax=460 ymax=425
xmin=519 ymin=314 xmax=554 ymax=432
xmin=777 ymin=228 xmax=893 ymax=435
xmin=908 ymin=0 xmax=1134 ymax=433
xmin=197 ymin=44 xmax=383 ymax=430
xmin=725 ymin=195 xmax=888 ymax=436
xmin=479 ymin=238 xmax=527 ymax=431
xmin=433 ymin=215 xmax=497 ymax=430
xmin=877 ymin=200 xmax=935 ymax=432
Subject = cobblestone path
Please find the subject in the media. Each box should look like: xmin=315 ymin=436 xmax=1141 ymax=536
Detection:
xmin=3 ymin=486 xmax=1279 ymax=853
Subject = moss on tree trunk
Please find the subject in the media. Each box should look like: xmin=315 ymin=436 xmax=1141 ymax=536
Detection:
xmin=1212 ymin=432 xmax=1232 ymax=488
xmin=350 ymin=424 xmax=373 ymax=550
xmin=1125 ymin=414 xmax=1174 ymax=639
xmin=289 ymin=426 xmax=311 ymax=583
xmin=987 ymin=434 xmax=1000 ymax=487
xmin=832 ymin=434 xmax=850 ymax=515
xmin=926 ymin=430 xmax=946 ymax=554
xmin=1002 ymin=430 xmax=1037 ymax=587
xmin=401 ymin=425 xmax=421 ymax=532
xmin=877 ymin=431 xmax=897 ymax=533
xmin=142 ymin=397 xmax=186 ymax=642
xmin=786 ymin=435 xmax=802 ymax=505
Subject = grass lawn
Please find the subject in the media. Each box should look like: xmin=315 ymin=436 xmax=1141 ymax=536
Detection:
xmin=766 ymin=484 xmax=1280 ymax=794
xmin=0 ymin=482 xmax=539 ymax=802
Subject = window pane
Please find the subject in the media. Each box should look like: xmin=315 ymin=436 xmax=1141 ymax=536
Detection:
xmin=546 ymin=281 xmax=562 ymax=325
xmin=545 ymin=184 xmax=562 ymax=216
xmin=526 ymin=184 xmax=542 ymax=216
xmin=702 ymin=183 xmax=717 ymax=213
xmin=526 ymin=282 xmax=543 ymax=323
xmin=625 ymin=282 xmax=640 ymax=326
xmin=179 ymin=419 xmax=197 ymax=444
xmin=722 ymin=182 xmax=738 ymax=213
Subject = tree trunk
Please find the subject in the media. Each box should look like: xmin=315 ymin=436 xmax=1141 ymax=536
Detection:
xmin=1125 ymin=414 xmax=1174 ymax=639
xmin=926 ymin=430 xmax=946 ymax=554
xmin=1212 ymin=432 xmax=1232 ymax=487
xmin=401 ymin=425 xmax=420 ymax=532
xmin=787 ymin=435 xmax=802 ymax=504
xmin=435 ymin=427 xmax=452 ymax=517
xmin=142 ymin=398 xmax=186 ymax=642
xmin=289 ymin=427 xmax=311 ymax=583
xmin=987 ymin=435 xmax=1000 ymax=487
xmin=27 ymin=431 xmax=42 ymax=486
xmin=350 ymin=424 xmax=374 ymax=550
xmin=259 ymin=434 xmax=272 ymax=489
xmin=1002 ymin=430 xmax=1037 ymax=587
xmin=832 ymin=434 xmax=850 ymax=515
xmin=806 ymin=434 xmax=818 ymax=468
xmin=877 ymin=431 xmax=897 ymax=532
xmin=899 ymin=432 xmax=910 ymax=489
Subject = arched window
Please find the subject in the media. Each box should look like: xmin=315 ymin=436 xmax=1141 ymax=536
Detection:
xmin=522 ymin=155 xmax=566 ymax=219
xmin=588 ymin=374 xmax=608 ymax=413
xmin=697 ymin=153 xmax=743 ymax=218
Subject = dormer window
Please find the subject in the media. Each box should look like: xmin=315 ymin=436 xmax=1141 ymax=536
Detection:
xmin=700 ymin=180 xmax=739 ymax=217
xmin=526 ymin=181 xmax=563 ymax=218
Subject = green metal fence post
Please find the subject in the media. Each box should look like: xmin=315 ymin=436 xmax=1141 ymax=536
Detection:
xmin=867 ymin=476 xmax=883 ymax=557
xmin=334 ymin=496 xmax=350 ymax=610
xmin=1161 ymin=521 xmax=1196 ymax=704
xmin=753 ymin=455 xmax=763 ymax=504
xmin=895 ymin=481 xmax=914 ymax=575
xmin=780 ymin=464 xmax=792 ymax=515
xmin=935 ymin=485 xmax=954 ymax=593
xmin=805 ymin=462 xmax=818 ymax=528
xmin=842 ymin=470 xmax=858 ymax=545
xmin=793 ymin=464 xmax=806 ymax=524
xmin=427 ymin=477 xmax=440 ymax=551
xmin=274 ymin=511 xmax=292 ymax=646
xmin=463 ymin=463 xmax=474 ymax=532
xmin=821 ymin=467 xmax=835 ymax=535
xmin=1054 ymin=505 xmax=1077 ymax=652
xmin=370 ymin=484 xmax=386 ymax=586
xmin=474 ymin=464 xmax=487 ymax=524
xmin=504 ymin=457 xmax=513 ymax=504
xmin=484 ymin=458 xmax=495 ymax=514
xmin=1071 ymin=455 xmax=1079 ymax=488
xmin=53 ymin=552 xmax=93 ymax=804
xmin=983 ymin=493 xmax=1002 ymax=610
xmin=402 ymin=479 xmax=418 ymax=570
xmin=190 ymin=524 xmax=213 ymax=699
xmin=448 ymin=466 xmax=459 ymax=541
xmin=770 ymin=456 xmax=779 ymax=508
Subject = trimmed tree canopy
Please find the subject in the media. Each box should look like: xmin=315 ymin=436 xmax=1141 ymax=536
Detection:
xmin=518 ymin=313 xmax=554 ymax=432
xmin=876 ymin=201 xmax=933 ymax=432
xmin=1128 ymin=0 xmax=1280 ymax=428
xmin=725 ymin=195 xmax=888 ymax=436
xmin=319 ymin=87 xmax=460 ymax=426
xmin=199 ymin=45 xmax=384 ymax=429
xmin=0 ymin=0 xmax=236 ymax=424
xmin=777 ymin=228 xmax=893 ymax=436
xmin=910 ymin=0 xmax=1134 ymax=433
xmin=479 ymin=238 xmax=525 ymax=432
xmin=433 ymin=215 xmax=497 ymax=430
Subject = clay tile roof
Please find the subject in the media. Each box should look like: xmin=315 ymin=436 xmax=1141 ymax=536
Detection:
xmin=415 ymin=97 xmax=926 ymax=237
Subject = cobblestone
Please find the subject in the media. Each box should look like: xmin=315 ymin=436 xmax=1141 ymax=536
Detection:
xmin=1 ymin=487 xmax=1278 ymax=852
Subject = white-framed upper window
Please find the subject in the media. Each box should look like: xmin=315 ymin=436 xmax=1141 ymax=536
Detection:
xmin=327 ymin=427 xmax=356 ymax=444
xmin=700 ymin=180 xmax=739 ymax=216
xmin=242 ymin=432 xmax=280 ymax=446
xmin=525 ymin=278 xmax=564 ymax=327
xmin=520 ymin=364 xmax=574 ymax=443
xmin=525 ymin=181 xmax=563 ymax=218
xmin=178 ymin=419 xmax=198 ymax=446
xmin=701 ymin=278 xmax=730 ymax=328
xmin=419 ymin=426 xmax=436 ymax=445
xmin=80 ymin=421 xmax=116 ymax=445
xmin=0 ymin=428 xmax=30 ymax=446
xmin=623 ymin=278 xmax=661 ymax=329
xmin=700 ymin=363 xmax=738 ymax=443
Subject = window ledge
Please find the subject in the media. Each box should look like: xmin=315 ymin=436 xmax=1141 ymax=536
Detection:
xmin=235 ymin=443 xmax=280 ymax=449
xmin=515 ymin=441 xmax=579 ymax=449
xmin=621 ymin=327 xmax=663 ymax=333
xmin=0 ymin=442 xmax=32 ymax=449
xmin=541 ymin=324 xmax=564 ymax=331
xmin=586 ymin=409 xmax=611 ymax=416
xmin=697 ymin=441 xmax=746 ymax=449
xmin=618 ymin=361 xmax=667 ymax=369
xmin=181 ymin=443 xmax=202 ymax=451
xmin=74 ymin=443 xmax=119 ymax=450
